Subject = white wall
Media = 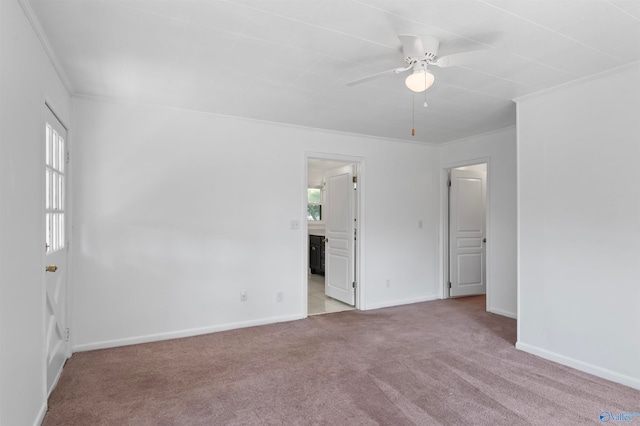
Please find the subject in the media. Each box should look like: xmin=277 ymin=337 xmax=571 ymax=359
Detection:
xmin=0 ymin=1 xmax=72 ymax=425
xmin=71 ymin=97 xmax=440 ymax=350
xmin=517 ymin=63 xmax=640 ymax=390
xmin=438 ymin=126 xmax=518 ymax=318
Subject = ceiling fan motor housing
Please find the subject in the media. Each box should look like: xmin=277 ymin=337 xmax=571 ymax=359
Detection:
xmin=422 ymin=36 xmax=440 ymax=59
xmin=403 ymin=35 xmax=440 ymax=64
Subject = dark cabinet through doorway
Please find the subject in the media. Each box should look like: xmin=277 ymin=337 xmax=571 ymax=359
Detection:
xmin=309 ymin=235 xmax=325 ymax=275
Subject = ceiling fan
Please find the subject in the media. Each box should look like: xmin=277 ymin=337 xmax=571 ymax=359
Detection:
xmin=347 ymin=35 xmax=487 ymax=92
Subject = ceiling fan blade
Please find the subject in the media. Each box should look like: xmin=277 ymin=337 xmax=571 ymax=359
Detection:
xmin=434 ymin=48 xmax=495 ymax=67
xmin=346 ymin=66 xmax=411 ymax=87
xmin=398 ymin=34 xmax=425 ymax=59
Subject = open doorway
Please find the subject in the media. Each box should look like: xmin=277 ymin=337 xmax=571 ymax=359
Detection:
xmin=305 ymin=156 xmax=361 ymax=316
xmin=445 ymin=162 xmax=487 ymax=305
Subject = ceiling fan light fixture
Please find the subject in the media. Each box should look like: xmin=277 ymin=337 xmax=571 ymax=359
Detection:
xmin=405 ymin=69 xmax=434 ymax=93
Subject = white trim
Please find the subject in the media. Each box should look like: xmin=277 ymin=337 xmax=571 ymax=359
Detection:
xmin=71 ymin=94 xmax=517 ymax=147
xmin=74 ymin=93 xmax=436 ymax=146
xmin=63 ymin=110 xmax=74 ymax=361
xmin=365 ymin=295 xmax=441 ymax=311
xmin=440 ymin=167 xmax=450 ymax=300
xmin=73 ymin=313 xmax=303 ymax=352
xmin=45 ymin=100 xmax=69 ymax=131
xmin=514 ymin=60 xmax=640 ymax=103
xmin=516 ymin=342 xmax=640 ymax=391
xmin=39 ymin=104 xmax=49 ymax=419
xmin=438 ymin=125 xmax=516 ymax=148
xmin=18 ymin=0 xmax=73 ymax=92
xmin=487 ymin=307 xmax=516 ymax=319
xmin=33 ymin=403 xmax=47 ymax=426
xmin=516 ymin=102 xmax=523 ymax=343
xmin=302 ymin=156 xmax=310 ymax=316
xmin=47 ymin=361 xmax=65 ymax=397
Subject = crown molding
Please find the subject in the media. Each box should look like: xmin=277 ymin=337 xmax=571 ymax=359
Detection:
xmin=437 ymin=124 xmax=516 ymax=147
xmin=73 ymin=93 xmax=440 ymax=147
xmin=514 ymin=60 xmax=640 ymax=103
xmin=18 ymin=0 xmax=74 ymax=93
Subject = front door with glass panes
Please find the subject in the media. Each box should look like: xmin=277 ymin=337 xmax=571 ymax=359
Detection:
xmin=44 ymin=106 xmax=69 ymax=395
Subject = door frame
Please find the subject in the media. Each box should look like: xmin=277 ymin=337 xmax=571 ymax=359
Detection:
xmin=42 ymin=100 xmax=72 ymax=396
xmin=303 ymin=152 xmax=364 ymax=316
xmin=440 ymin=158 xmax=490 ymax=306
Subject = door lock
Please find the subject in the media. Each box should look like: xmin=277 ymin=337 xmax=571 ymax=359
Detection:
xmin=45 ymin=265 xmax=58 ymax=273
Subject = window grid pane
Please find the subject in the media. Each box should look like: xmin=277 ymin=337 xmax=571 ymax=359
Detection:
xmin=60 ymin=174 xmax=64 ymax=211
xmin=46 ymin=125 xmax=52 ymax=166
xmin=45 ymin=170 xmax=51 ymax=210
xmin=45 ymin=121 xmax=65 ymax=253
xmin=46 ymin=213 xmax=51 ymax=251
xmin=53 ymin=174 xmax=56 ymax=211
xmin=52 ymin=131 xmax=58 ymax=170
xmin=59 ymin=136 xmax=64 ymax=173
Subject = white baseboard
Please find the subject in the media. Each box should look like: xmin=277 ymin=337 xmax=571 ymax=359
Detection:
xmin=364 ymin=294 xmax=441 ymax=311
xmin=33 ymin=402 xmax=47 ymax=426
xmin=73 ymin=313 xmax=303 ymax=352
xmin=487 ymin=307 xmax=517 ymax=319
xmin=47 ymin=357 xmax=67 ymax=398
xmin=516 ymin=341 xmax=640 ymax=391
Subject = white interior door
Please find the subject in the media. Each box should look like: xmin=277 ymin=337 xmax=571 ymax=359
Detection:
xmin=324 ymin=165 xmax=355 ymax=305
xmin=449 ymin=167 xmax=486 ymax=297
xmin=44 ymin=107 xmax=69 ymax=395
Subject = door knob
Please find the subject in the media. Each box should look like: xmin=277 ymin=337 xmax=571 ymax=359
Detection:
xmin=45 ymin=265 xmax=58 ymax=273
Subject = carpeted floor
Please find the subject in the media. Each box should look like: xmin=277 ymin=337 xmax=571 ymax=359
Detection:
xmin=43 ymin=296 xmax=639 ymax=425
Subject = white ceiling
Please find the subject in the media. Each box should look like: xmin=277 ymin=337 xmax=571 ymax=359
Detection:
xmin=308 ymin=158 xmax=353 ymax=187
xmin=26 ymin=0 xmax=640 ymax=144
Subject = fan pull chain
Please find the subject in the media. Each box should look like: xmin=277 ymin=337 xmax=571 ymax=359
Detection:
xmin=424 ymin=71 xmax=428 ymax=108
xmin=412 ymin=97 xmax=415 ymax=136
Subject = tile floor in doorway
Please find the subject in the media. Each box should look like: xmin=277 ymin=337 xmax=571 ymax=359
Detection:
xmin=307 ymin=273 xmax=354 ymax=316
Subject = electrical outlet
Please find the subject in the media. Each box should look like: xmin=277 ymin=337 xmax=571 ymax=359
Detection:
xmin=418 ymin=220 xmax=423 ymax=229
xmin=276 ymin=291 xmax=283 ymax=302
xmin=290 ymin=220 xmax=300 ymax=230
xmin=240 ymin=291 xmax=248 ymax=302
xmin=386 ymin=279 xmax=391 ymax=288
